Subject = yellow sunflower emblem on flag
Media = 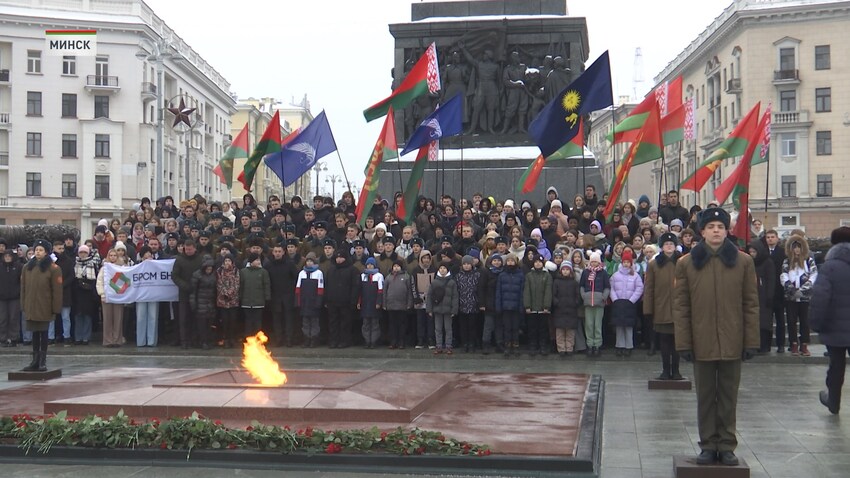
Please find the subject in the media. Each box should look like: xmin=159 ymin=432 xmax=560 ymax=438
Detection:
xmin=562 ymin=90 xmax=581 ymax=128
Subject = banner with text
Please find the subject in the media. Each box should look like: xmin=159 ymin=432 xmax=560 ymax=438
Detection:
xmin=103 ymin=259 xmax=178 ymax=304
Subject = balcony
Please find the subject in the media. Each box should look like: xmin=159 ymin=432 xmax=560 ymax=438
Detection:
xmin=85 ymin=75 xmax=120 ymax=94
xmin=140 ymin=82 xmax=156 ymax=102
xmin=773 ymin=69 xmax=800 ymax=85
xmin=0 ymin=69 xmax=8 ymax=85
xmin=773 ymin=109 xmax=810 ymax=125
xmin=0 ymin=111 xmax=9 ymax=129
xmin=726 ymin=77 xmax=741 ymax=94
xmin=0 ymin=150 xmax=7 ymax=167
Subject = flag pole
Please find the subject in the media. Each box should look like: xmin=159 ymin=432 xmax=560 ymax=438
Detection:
xmin=279 ymin=152 xmax=287 ymax=209
xmin=656 ymin=159 xmax=664 ymax=225
xmin=677 ymin=141 xmax=683 ymax=207
xmin=764 ymin=150 xmax=770 ymax=214
xmin=460 ymin=134 xmax=465 ymax=201
xmin=441 ymin=144 xmax=446 ymax=199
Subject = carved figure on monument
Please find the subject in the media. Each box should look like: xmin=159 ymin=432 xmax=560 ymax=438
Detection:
xmin=441 ymin=51 xmax=470 ymax=123
xmin=460 ymin=43 xmax=501 ymax=135
xmin=544 ymin=56 xmax=572 ymax=102
xmin=539 ymin=55 xmax=554 ymax=80
xmin=500 ymin=51 xmax=530 ymax=134
xmin=528 ymin=87 xmax=546 ymax=125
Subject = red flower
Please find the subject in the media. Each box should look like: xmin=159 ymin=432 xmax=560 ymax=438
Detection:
xmin=462 ymin=443 xmax=471 ymax=450
xmin=484 ymin=449 xmax=491 ymax=456
xmin=283 ymin=425 xmax=290 ymax=431
xmin=227 ymin=443 xmax=238 ymax=449
xmin=380 ymin=431 xmax=388 ymax=441
xmin=16 ymin=422 xmax=26 ymax=428
xmin=246 ymin=425 xmax=254 ymax=431
xmin=214 ymin=420 xmax=223 ymax=426
xmin=305 ymin=427 xmax=313 ymax=437
xmin=437 ymin=435 xmax=445 ymax=441
xmin=297 ymin=429 xmax=304 ymax=436
xmin=130 ymin=419 xmax=137 ymax=425
xmin=416 ymin=447 xmax=425 ymax=455
xmin=159 ymin=441 xmax=168 ymax=449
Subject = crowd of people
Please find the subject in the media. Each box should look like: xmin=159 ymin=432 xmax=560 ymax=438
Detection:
xmin=0 ymin=184 xmax=832 ymax=372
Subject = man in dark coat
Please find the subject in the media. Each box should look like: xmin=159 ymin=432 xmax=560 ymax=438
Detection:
xmin=51 ymin=240 xmax=75 ymax=344
xmin=763 ymin=229 xmax=787 ymax=353
xmin=674 ymin=208 xmax=759 ymax=466
xmin=810 ymin=226 xmax=850 ymax=415
xmin=324 ymin=250 xmax=359 ymax=348
xmin=170 ymin=239 xmax=205 ymax=349
xmin=659 ymin=190 xmax=690 ymax=227
xmin=264 ymin=243 xmax=299 ymax=347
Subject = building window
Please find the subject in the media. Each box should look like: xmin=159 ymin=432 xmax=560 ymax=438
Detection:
xmin=95 ymin=56 xmax=109 ymax=84
xmin=26 ymin=132 xmax=42 ymax=156
xmin=94 ymin=95 xmax=109 ymax=118
xmin=95 ymin=134 xmax=110 ymax=158
xmin=23 ymin=219 xmax=46 ymax=225
xmin=62 ymin=219 xmax=77 ymax=227
xmin=26 ymin=172 xmax=41 ymax=196
xmin=62 ymin=134 xmax=77 ymax=158
xmin=26 ymin=91 xmax=42 ymax=116
xmin=817 ymin=174 xmax=833 ymax=197
xmin=816 ymin=131 xmax=832 ymax=155
xmin=27 ymin=50 xmax=41 ymax=73
xmin=61 ymin=93 xmax=77 ymax=118
xmin=62 ymin=55 xmax=76 ymax=75
xmin=816 ymin=88 xmax=831 ymax=112
xmin=61 ymin=174 xmax=77 ymax=197
xmin=815 ymin=45 xmax=830 ymax=70
xmin=95 ymin=175 xmax=110 ymax=199
xmin=779 ymin=47 xmax=795 ymax=71
xmin=780 ymin=133 xmax=796 ymax=157
xmin=779 ymin=90 xmax=796 ymax=111
xmin=781 ymin=175 xmax=797 ymax=197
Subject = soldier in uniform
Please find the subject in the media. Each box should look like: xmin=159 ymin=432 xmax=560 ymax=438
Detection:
xmin=500 ymin=51 xmax=529 ymax=134
xmin=674 ymin=208 xmax=759 ymax=466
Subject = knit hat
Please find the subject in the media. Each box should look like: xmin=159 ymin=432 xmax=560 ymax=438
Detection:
xmin=490 ymin=253 xmax=503 ymax=263
xmin=589 ymin=251 xmax=602 ymax=264
xmin=550 ymin=199 xmax=563 ymax=210
xmin=462 ymin=255 xmax=475 ymax=266
xmin=670 ymin=219 xmax=684 ymax=229
xmin=504 ymin=199 xmax=515 ymax=210
xmin=365 ymin=257 xmax=377 ymax=268
xmin=590 ymin=220 xmax=602 ymax=231
xmin=621 ymin=248 xmax=634 ymax=263
xmin=553 ymin=249 xmax=564 ymax=258
xmin=504 ymin=253 xmax=519 ymax=264
xmin=649 ymin=206 xmax=658 ymax=214
xmin=375 ymin=223 xmax=387 ymax=232
xmin=97 ymin=218 xmax=109 ymax=227
xmin=77 ymin=244 xmax=90 ymax=254
xmin=521 ymin=200 xmax=532 ymax=211
xmin=533 ymin=254 xmax=545 ymax=264
xmin=486 ymin=230 xmax=499 ymax=240
xmin=114 ymin=241 xmax=127 ymax=251
xmin=305 ymin=252 xmax=318 ymax=262
xmin=697 ymin=207 xmax=731 ymax=231
xmin=831 ymin=226 xmax=850 ymax=245
xmin=468 ymin=247 xmax=481 ymax=259
xmin=560 ymin=260 xmax=574 ymax=272
xmin=144 ymin=223 xmax=157 ymax=231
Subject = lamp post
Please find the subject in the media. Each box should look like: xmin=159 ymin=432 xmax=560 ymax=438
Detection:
xmin=313 ymin=161 xmax=327 ymax=198
xmin=325 ymin=174 xmax=342 ymax=202
xmin=135 ymin=38 xmax=181 ymax=201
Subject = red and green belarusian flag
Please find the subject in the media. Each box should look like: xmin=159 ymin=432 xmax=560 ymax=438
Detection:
xmin=610 ymin=76 xmax=681 ymax=145
xmin=517 ymin=119 xmax=585 ymax=194
xmin=214 ymin=123 xmax=249 ymax=189
xmin=363 ymin=43 xmax=440 ymax=122
xmin=750 ymin=102 xmax=771 ymax=166
xmin=238 ymin=111 xmax=282 ymax=192
xmin=355 ymin=107 xmax=398 ymax=226
xmin=713 ymin=108 xmax=770 ymax=245
xmin=603 ymin=103 xmax=663 ymax=221
xmin=397 ymin=140 xmax=438 ymax=223
xmin=680 ymin=102 xmax=761 ymax=193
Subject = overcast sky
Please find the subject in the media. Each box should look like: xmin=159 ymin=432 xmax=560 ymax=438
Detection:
xmin=143 ymin=0 xmax=733 ymax=190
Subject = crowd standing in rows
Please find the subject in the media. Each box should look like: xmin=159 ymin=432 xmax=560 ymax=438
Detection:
xmin=0 ymin=185 xmax=834 ymax=378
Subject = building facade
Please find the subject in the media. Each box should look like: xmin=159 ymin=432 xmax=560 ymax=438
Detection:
xmin=653 ymin=0 xmax=850 ymax=237
xmin=0 ymin=0 xmax=235 ymax=237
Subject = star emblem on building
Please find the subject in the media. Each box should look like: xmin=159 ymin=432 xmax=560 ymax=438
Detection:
xmin=168 ymin=98 xmax=196 ymax=128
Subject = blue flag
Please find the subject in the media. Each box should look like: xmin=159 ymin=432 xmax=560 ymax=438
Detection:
xmin=400 ymin=93 xmax=463 ymax=156
xmin=528 ymin=51 xmax=613 ymax=157
xmin=265 ymin=110 xmax=338 ymax=187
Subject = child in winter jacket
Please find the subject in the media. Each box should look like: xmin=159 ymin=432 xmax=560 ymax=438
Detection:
xmin=426 ymin=263 xmax=458 ymax=354
xmin=523 ymin=254 xmax=553 ymax=355
xmin=580 ymin=251 xmax=610 ymax=357
xmin=552 ymin=261 xmax=581 ymax=355
xmin=215 ymin=253 xmax=240 ymax=348
xmin=781 ymin=235 xmax=818 ymax=356
xmin=411 ymin=250 xmax=436 ymax=348
xmin=609 ymin=248 xmax=644 ymax=356
xmin=295 ymin=252 xmax=324 ymax=347
xmin=496 ymin=253 xmax=525 ymax=357
xmin=456 ymin=255 xmax=482 ymax=352
xmin=241 ymin=252 xmax=271 ymax=339
xmin=359 ymin=257 xmax=384 ymax=348
xmin=478 ymin=253 xmax=503 ymax=354
xmin=383 ymin=259 xmax=413 ymax=349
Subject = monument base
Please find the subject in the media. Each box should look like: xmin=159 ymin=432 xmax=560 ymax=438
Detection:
xmin=648 ymin=378 xmax=692 ymax=390
xmin=8 ymin=369 xmax=62 ymax=381
xmin=674 ymin=455 xmax=749 ymax=478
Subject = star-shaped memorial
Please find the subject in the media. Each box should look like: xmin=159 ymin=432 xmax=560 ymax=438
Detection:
xmin=168 ymin=98 xmax=196 ymax=128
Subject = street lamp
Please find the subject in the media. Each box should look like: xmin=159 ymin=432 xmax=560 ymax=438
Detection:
xmin=325 ymin=174 xmax=342 ymax=201
xmin=313 ymin=161 xmax=327 ymax=198
xmin=136 ymin=37 xmax=182 ymax=200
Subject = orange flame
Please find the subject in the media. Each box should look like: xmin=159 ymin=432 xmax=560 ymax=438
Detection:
xmin=241 ymin=331 xmax=287 ymax=386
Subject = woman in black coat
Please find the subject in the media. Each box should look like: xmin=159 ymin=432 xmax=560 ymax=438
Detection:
xmin=810 ymin=227 xmax=850 ymax=414
xmin=747 ymin=241 xmax=775 ymax=353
